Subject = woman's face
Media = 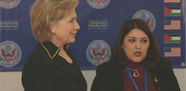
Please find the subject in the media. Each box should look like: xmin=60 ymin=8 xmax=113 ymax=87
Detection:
xmin=122 ymin=29 xmax=149 ymax=62
xmin=50 ymin=8 xmax=80 ymax=47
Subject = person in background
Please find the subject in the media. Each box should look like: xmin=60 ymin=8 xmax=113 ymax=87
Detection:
xmin=22 ymin=0 xmax=87 ymax=91
xmin=91 ymin=19 xmax=180 ymax=91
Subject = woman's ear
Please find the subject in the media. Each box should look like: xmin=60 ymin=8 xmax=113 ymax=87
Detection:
xmin=50 ymin=21 xmax=55 ymax=30
xmin=50 ymin=22 xmax=57 ymax=35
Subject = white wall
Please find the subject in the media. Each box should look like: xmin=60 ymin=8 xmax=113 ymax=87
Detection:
xmin=0 ymin=69 xmax=185 ymax=91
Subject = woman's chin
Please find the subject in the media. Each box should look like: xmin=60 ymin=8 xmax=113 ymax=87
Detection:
xmin=131 ymin=58 xmax=143 ymax=63
xmin=68 ymin=39 xmax=76 ymax=43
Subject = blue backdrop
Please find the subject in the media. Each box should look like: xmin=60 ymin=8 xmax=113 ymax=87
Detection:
xmin=0 ymin=0 xmax=185 ymax=71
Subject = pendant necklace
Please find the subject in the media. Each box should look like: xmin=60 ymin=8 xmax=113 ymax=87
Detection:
xmin=125 ymin=67 xmax=148 ymax=91
xmin=127 ymin=66 xmax=144 ymax=77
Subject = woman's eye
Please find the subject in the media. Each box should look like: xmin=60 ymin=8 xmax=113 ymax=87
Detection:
xmin=70 ymin=19 xmax=74 ymax=23
xmin=128 ymin=39 xmax=135 ymax=42
xmin=141 ymin=40 xmax=148 ymax=43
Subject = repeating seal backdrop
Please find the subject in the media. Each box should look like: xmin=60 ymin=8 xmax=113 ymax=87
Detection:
xmin=0 ymin=0 xmax=185 ymax=71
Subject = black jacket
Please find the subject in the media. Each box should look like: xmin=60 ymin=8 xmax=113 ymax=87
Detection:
xmin=22 ymin=42 xmax=87 ymax=91
xmin=91 ymin=58 xmax=180 ymax=91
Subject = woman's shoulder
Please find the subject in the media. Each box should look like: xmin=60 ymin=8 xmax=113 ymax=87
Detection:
xmin=96 ymin=60 xmax=123 ymax=75
xmin=27 ymin=43 xmax=44 ymax=58
xmin=159 ymin=57 xmax=172 ymax=66
xmin=152 ymin=57 xmax=173 ymax=71
xmin=26 ymin=43 xmax=50 ymax=64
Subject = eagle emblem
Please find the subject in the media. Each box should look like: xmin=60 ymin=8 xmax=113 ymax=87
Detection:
xmin=0 ymin=40 xmax=22 ymax=68
xmin=86 ymin=40 xmax=111 ymax=66
xmin=0 ymin=0 xmax=21 ymax=9
xmin=1 ymin=48 xmax=16 ymax=62
xmin=92 ymin=47 xmax=106 ymax=59
xmin=132 ymin=10 xmax=156 ymax=32
xmin=87 ymin=0 xmax=110 ymax=9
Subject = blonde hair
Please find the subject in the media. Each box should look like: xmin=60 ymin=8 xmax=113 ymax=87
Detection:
xmin=30 ymin=0 xmax=79 ymax=42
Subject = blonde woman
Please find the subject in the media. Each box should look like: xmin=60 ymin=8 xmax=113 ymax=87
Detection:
xmin=22 ymin=0 xmax=87 ymax=91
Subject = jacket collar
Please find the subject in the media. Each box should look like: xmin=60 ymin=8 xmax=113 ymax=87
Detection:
xmin=40 ymin=42 xmax=60 ymax=59
xmin=40 ymin=42 xmax=86 ymax=84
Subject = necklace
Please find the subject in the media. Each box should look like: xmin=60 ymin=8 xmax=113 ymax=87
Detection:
xmin=125 ymin=67 xmax=148 ymax=91
xmin=127 ymin=66 xmax=144 ymax=77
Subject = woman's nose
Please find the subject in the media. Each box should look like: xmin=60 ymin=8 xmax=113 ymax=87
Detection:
xmin=74 ymin=21 xmax=80 ymax=30
xmin=135 ymin=41 xmax=142 ymax=49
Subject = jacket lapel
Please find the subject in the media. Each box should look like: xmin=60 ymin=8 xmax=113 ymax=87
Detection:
xmin=150 ymin=63 xmax=168 ymax=91
xmin=54 ymin=52 xmax=86 ymax=84
xmin=41 ymin=42 xmax=86 ymax=84
xmin=110 ymin=61 xmax=124 ymax=91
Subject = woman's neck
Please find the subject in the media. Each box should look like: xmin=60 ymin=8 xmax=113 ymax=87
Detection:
xmin=125 ymin=57 xmax=144 ymax=69
xmin=51 ymin=39 xmax=64 ymax=50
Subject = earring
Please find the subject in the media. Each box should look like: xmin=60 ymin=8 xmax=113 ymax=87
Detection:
xmin=52 ymin=30 xmax=56 ymax=35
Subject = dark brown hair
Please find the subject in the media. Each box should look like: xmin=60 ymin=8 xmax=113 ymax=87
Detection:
xmin=110 ymin=19 xmax=160 ymax=68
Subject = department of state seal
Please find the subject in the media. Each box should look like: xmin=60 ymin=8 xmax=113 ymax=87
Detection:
xmin=0 ymin=40 xmax=22 ymax=68
xmin=86 ymin=40 xmax=111 ymax=66
xmin=87 ymin=0 xmax=111 ymax=9
xmin=0 ymin=0 xmax=21 ymax=9
xmin=133 ymin=10 xmax=156 ymax=32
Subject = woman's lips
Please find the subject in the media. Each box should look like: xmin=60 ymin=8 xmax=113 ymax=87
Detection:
xmin=72 ymin=33 xmax=76 ymax=36
xmin=134 ymin=52 xmax=141 ymax=57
